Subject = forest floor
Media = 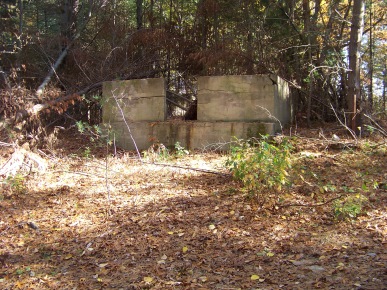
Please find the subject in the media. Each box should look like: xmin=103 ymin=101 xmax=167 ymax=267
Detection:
xmin=0 ymin=125 xmax=386 ymax=290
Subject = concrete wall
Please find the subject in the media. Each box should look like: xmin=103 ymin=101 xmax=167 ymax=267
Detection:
xmin=102 ymin=78 xmax=166 ymax=122
xmin=102 ymin=75 xmax=291 ymax=151
xmin=197 ymin=74 xmax=290 ymax=129
xmin=109 ymin=121 xmax=275 ymax=151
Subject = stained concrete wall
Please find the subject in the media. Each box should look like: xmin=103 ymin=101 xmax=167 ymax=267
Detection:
xmin=102 ymin=75 xmax=291 ymax=151
xmin=109 ymin=121 xmax=275 ymax=151
xmin=197 ymin=74 xmax=290 ymax=129
xmin=102 ymin=78 xmax=166 ymax=122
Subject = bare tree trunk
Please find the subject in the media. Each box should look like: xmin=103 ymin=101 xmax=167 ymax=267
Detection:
xmin=244 ymin=0 xmax=254 ymax=75
xmin=136 ymin=0 xmax=143 ymax=30
xmin=347 ymin=0 xmax=365 ymax=132
xmin=17 ymin=0 xmax=23 ymax=87
xmin=60 ymin=0 xmax=79 ymax=48
xmin=303 ymin=0 xmax=312 ymax=127
xmin=368 ymin=0 xmax=373 ymax=110
xmin=36 ymin=42 xmax=73 ymax=96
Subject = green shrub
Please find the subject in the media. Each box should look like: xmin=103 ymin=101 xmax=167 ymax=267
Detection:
xmin=225 ymin=136 xmax=292 ymax=202
xmin=174 ymin=142 xmax=189 ymax=157
xmin=4 ymin=174 xmax=27 ymax=194
xmin=333 ymin=194 xmax=368 ymax=220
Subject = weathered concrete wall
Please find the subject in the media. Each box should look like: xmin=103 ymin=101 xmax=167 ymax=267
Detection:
xmin=102 ymin=75 xmax=291 ymax=151
xmin=102 ymin=78 xmax=166 ymax=122
xmin=197 ymin=74 xmax=290 ymax=129
xmin=109 ymin=121 xmax=275 ymax=151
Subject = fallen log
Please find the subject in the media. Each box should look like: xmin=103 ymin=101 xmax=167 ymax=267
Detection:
xmin=13 ymin=81 xmax=104 ymax=124
xmin=0 ymin=145 xmax=47 ymax=177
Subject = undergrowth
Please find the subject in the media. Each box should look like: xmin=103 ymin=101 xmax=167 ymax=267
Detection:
xmin=225 ymin=135 xmax=292 ymax=204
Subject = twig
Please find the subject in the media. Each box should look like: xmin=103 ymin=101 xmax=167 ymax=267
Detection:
xmin=53 ymin=170 xmax=105 ymax=179
xmin=111 ymin=90 xmax=143 ymax=161
xmin=329 ymin=103 xmax=358 ymax=141
xmin=0 ymin=141 xmax=14 ymax=147
xmin=105 ymin=137 xmax=111 ymax=215
xmin=363 ymin=114 xmax=387 ymax=137
xmin=256 ymin=105 xmax=283 ymax=134
xmin=141 ymin=160 xmax=230 ymax=176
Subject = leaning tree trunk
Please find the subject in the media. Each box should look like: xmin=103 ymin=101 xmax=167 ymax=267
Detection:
xmin=347 ymin=0 xmax=365 ymax=132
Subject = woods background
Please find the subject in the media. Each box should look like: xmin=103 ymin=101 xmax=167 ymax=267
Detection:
xmin=0 ymin=0 xmax=386 ymax=145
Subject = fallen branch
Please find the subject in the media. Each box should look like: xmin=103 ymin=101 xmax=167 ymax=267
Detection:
xmin=0 ymin=141 xmax=14 ymax=147
xmin=330 ymin=103 xmax=358 ymax=141
xmin=142 ymin=160 xmax=230 ymax=176
xmin=36 ymin=41 xmax=74 ymax=96
xmin=363 ymin=114 xmax=387 ymax=137
xmin=53 ymin=170 xmax=105 ymax=179
xmin=0 ymin=147 xmax=47 ymax=177
xmin=13 ymin=81 xmax=104 ymax=124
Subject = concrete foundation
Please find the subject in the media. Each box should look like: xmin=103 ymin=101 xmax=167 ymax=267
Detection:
xmin=102 ymin=75 xmax=291 ymax=151
xmin=109 ymin=121 xmax=275 ymax=151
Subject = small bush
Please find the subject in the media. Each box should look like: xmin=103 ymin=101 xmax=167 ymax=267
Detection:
xmin=333 ymin=194 xmax=368 ymax=220
xmin=225 ymin=135 xmax=292 ymax=202
xmin=143 ymin=143 xmax=170 ymax=162
xmin=174 ymin=142 xmax=189 ymax=157
xmin=4 ymin=174 xmax=27 ymax=194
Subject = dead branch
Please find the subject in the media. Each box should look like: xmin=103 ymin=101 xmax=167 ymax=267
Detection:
xmin=0 ymin=141 xmax=14 ymax=147
xmin=363 ymin=114 xmax=387 ymax=137
xmin=142 ymin=160 xmax=230 ymax=176
xmin=53 ymin=170 xmax=105 ymax=179
xmin=329 ymin=103 xmax=358 ymax=140
xmin=0 ymin=149 xmax=25 ymax=177
xmin=35 ymin=0 xmax=109 ymax=96
xmin=166 ymin=97 xmax=188 ymax=111
xmin=12 ymin=81 xmax=104 ymax=124
xmin=0 ymin=146 xmax=47 ymax=177
xmin=36 ymin=42 xmax=73 ymax=96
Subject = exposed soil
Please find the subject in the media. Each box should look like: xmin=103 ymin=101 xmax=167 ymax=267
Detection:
xmin=0 ymin=127 xmax=386 ymax=289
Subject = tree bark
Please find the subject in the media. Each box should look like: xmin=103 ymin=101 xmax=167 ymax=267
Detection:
xmin=368 ymin=0 xmax=373 ymax=109
xmin=347 ymin=0 xmax=365 ymax=132
xmin=136 ymin=0 xmax=143 ymax=30
xmin=303 ymin=0 xmax=312 ymax=127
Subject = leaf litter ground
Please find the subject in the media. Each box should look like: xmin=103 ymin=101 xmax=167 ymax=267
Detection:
xmin=0 ymin=128 xmax=386 ymax=289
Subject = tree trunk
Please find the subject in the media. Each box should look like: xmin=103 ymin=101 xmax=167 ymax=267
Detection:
xmin=347 ymin=0 xmax=365 ymax=132
xmin=60 ymin=0 xmax=79 ymax=49
xmin=303 ymin=0 xmax=312 ymax=127
xmin=17 ymin=0 xmax=23 ymax=87
xmin=368 ymin=0 xmax=373 ymax=110
xmin=136 ymin=0 xmax=143 ymax=30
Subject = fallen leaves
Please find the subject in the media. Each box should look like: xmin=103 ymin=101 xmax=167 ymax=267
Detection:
xmin=0 ymin=135 xmax=386 ymax=289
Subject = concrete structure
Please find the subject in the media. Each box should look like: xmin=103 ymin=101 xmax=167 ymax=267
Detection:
xmin=108 ymin=121 xmax=275 ymax=151
xmin=102 ymin=78 xmax=166 ymax=122
xmin=102 ymin=75 xmax=291 ymax=151
xmin=198 ymin=75 xmax=291 ymax=130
